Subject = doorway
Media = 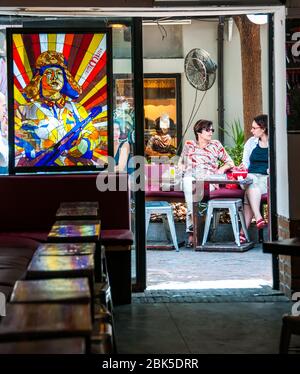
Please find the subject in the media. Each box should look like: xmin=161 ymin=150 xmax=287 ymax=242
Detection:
xmin=142 ymin=14 xmax=275 ymax=291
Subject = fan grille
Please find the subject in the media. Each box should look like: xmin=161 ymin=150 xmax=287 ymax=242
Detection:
xmin=184 ymin=48 xmax=217 ymax=91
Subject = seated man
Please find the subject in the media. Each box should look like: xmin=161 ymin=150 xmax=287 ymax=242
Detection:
xmin=178 ymin=119 xmax=234 ymax=246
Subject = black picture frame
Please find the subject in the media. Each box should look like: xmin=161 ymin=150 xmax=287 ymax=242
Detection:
xmin=7 ymin=27 xmax=113 ymax=174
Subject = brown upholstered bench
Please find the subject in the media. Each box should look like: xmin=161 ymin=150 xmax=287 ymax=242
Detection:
xmin=0 ymin=236 xmax=40 ymax=301
xmin=0 ymin=173 xmax=132 ymax=305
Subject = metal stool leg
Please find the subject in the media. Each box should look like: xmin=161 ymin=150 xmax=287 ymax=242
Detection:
xmin=166 ymin=210 xmax=179 ymax=252
xmin=202 ymin=204 xmax=213 ymax=246
xmin=162 ymin=215 xmax=171 ymax=242
xmin=229 ymin=206 xmax=240 ymax=246
xmin=145 ymin=210 xmax=151 ymax=236
xmin=211 ymin=210 xmax=220 ymax=241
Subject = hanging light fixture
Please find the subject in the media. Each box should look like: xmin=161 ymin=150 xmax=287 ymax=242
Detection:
xmin=246 ymin=14 xmax=268 ymax=25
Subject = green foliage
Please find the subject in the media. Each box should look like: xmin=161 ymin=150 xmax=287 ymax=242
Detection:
xmin=221 ymin=119 xmax=245 ymax=166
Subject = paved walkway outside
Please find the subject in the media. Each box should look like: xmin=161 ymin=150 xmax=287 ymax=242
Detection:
xmin=132 ymin=286 xmax=287 ymax=303
xmin=146 ymin=243 xmax=272 ymax=290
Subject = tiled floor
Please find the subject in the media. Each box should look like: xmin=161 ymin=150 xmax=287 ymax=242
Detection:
xmin=114 ymin=300 xmax=295 ymax=354
xmin=117 ymin=243 xmax=299 ymax=354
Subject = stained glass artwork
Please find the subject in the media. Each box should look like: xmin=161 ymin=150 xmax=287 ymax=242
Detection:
xmin=9 ymin=30 xmax=110 ymax=170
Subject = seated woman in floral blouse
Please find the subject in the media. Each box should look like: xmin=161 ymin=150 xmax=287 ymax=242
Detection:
xmin=178 ymin=119 xmax=234 ymax=246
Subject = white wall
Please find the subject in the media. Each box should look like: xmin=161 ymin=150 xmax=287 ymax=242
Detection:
xmin=274 ymin=7 xmax=289 ymax=219
xmin=143 ymin=20 xmax=219 ymax=143
xmin=261 ymin=23 xmax=269 ymax=115
xmin=181 ymin=20 xmax=219 ymax=142
xmin=224 ymin=20 xmax=243 ymax=146
xmin=113 ymin=59 xmax=132 ymax=74
xmin=143 ymin=19 xmax=269 ymax=147
xmin=224 ymin=21 xmax=269 ymax=147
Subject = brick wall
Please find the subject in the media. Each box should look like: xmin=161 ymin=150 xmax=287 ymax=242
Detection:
xmin=278 ymin=215 xmax=300 ymax=297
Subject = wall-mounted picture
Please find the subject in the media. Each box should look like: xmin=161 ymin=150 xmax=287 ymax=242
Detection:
xmin=8 ymin=28 xmax=111 ymax=172
xmin=143 ymin=74 xmax=182 ymax=161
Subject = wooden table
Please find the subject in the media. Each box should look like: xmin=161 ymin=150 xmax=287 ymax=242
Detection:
xmin=35 ymin=242 xmax=96 ymax=256
xmin=263 ymin=238 xmax=300 ymax=256
xmin=0 ymin=303 xmax=92 ymax=343
xmin=60 ymin=201 xmax=99 ymax=209
xmin=26 ymin=254 xmax=94 ymax=296
xmin=56 ymin=206 xmax=100 ymax=221
xmin=10 ymin=278 xmax=91 ymax=304
xmin=47 ymin=220 xmax=102 ymax=281
xmin=0 ymin=337 xmax=86 ymax=354
xmin=47 ymin=220 xmax=101 ymax=243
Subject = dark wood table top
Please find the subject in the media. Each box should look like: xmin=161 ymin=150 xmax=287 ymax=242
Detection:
xmin=47 ymin=220 xmax=101 ymax=242
xmin=60 ymin=201 xmax=99 ymax=209
xmin=10 ymin=278 xmax=91 ymax=303
xmin=27 ymin=254 xmax=94 ymax=278
xmin=56 ymin=206 xmax=100 ymax=220
xmin=0 ymin=303 xmax=92 ymax=340
xmin=263 ymin=238 xmax=300 ymax=256
xmin=36 ymin=242 xmax=96 ymax=256
xmin=0 ymin=338 xmax=86 ymax=354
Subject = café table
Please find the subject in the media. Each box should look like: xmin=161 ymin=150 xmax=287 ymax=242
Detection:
xmin=10 ymin=278 xmax=91 ymax=304
xmin=35 ymin=242 xmax=96 ymax=257
xmin=56 ymin=205 xmax=100 ymax=221
xmin=47 ymin=220 xmax=102 ymax=281
xmin=0 ymin=303 xmax=92 ymax=350
xmin=0 ymin=337 xmax=86 ymax=354
xmin=26 ymin=254 xmax=94 ymax=290
xmin=47 ymin=220 xmax=100 ymax=243
xmin=60 ymin=201 xmax=99 ymax=209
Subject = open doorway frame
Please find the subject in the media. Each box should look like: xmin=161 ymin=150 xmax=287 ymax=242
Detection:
xmin=132 ymin=5 xmax=286 ymax=292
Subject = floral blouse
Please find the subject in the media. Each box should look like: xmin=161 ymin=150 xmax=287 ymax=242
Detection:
xmin=179 ymin=139 xmax=234 ymax=178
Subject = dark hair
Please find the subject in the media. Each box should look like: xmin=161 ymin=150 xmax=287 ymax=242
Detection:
xmin=154 ymin=116 xmax=175 ymax=135
xmin=253 ymin=114 xmax=268 ymax=135
xmin=193 ymin=119 xmax=213 ymax=139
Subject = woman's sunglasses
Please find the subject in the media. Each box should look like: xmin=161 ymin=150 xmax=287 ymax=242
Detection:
xmin=203 ymin=127 xmax=215 ymax=133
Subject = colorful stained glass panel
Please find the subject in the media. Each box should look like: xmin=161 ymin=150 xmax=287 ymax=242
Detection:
xmin=9 ymin=29 xmax=110 ymax=171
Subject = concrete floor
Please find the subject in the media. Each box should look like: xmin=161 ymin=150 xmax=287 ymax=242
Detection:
xmin=114 ymin=301 xmax=297 ymax=354
xmin=120 ymin=242 xmax=299 ymax=355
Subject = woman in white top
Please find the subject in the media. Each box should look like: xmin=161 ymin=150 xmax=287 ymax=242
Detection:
xmin=240 ymin=114 xmax=269 ymax=244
